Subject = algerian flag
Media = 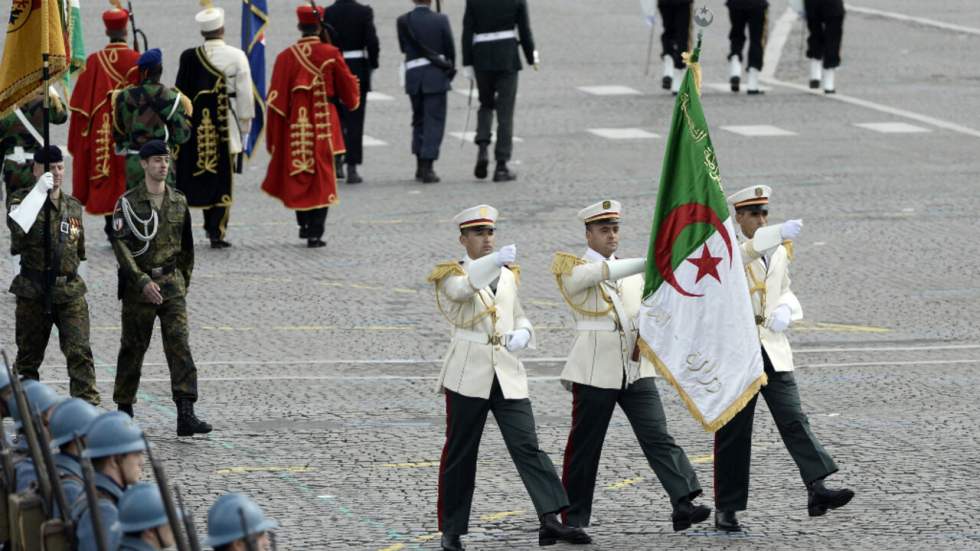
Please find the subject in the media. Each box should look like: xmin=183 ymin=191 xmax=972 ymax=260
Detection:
xmin=638 ymin=41 xmax=765 ymax=432
xmin=62 ymin=0 xmax=85 ymax=91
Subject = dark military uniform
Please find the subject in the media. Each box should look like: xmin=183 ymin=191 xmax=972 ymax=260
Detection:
xmin=0 ymin=97 xmax=68 ymax=206
xmin=111 ymin=82 xmax=192 ymax=189
xmin=7 ymin=189 xmax=99 ymax=404
xmin=727 ymin=0 xmax=769 ymax=72
xmin=658 ymin=0 xmax=693 ymax=73
xmin=110 ymin=184 xmax=197 ymax=406
xmin=804 ymin=0 xmax=845 ymax=69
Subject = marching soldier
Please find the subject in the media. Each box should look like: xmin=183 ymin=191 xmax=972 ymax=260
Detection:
xmin=204 ymin=493 xmax=279 ymax=550
xmin=10 ymin=380 xmax=64 ymax=492
xmin=397 ymin=0 xmax=455 ymax=184
xmin=112 ymin=48 xmax=192 ymax=190
xmin=117 ymin=483 xmax=177 ymax=550
xmin=6 ymin=146 xmax=100 ymax=404
xmin=49 ymin=397 xmax=102 ymax=508
xmin=175 ymin=1 xmax=255 ymax=249
xmin=553 ymin=201 xmax=711 ymax=533
xmin=726 ymin=0 xmax=768 ymax=94
xmin=804 ymin=0 xmax=845 ymax=93
xmin=1 ymin=87 xmax=68 ymax=207
xmin=261 ymin=5 xmax=360 ymax=248
xmin=110 ymin=140 xmax=212 ymax=436
xmin=427 ymin=205 xmax=590 ymax=551
xmin=461 ymin=0 xmax=536 ymax=182
xmin=714 ymin=186 xmax=854 ymax=532
xmin=68 ymin=5 xmax=140 ymax=238
xmin=658 ymin=0 xmax=693 ymax=94
xmin=324 ymin=0 xmax=380 ymax=185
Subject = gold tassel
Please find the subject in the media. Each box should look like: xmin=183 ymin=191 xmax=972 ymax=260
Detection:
xmin=681 ymin=51 xmax=702 ymax=97
xmin=550 ymin=252 xmax=584 ymax=276
xmin=506 ymin=264 xmax=521 ymax=286
xmin=782 ymin=240 xmax=795 ymax=261
xmin=109 ymin=0 xmax=123 ymax=10
xmin=199 ymin=0 xmax=215 ymax=8
xmin=426 ymin=261 xmax=465 ymax=284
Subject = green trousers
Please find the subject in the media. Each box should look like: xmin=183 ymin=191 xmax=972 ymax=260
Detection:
xmin=561 ymin=377 xmax=701 ymax=527
xmin=437 ymin=378 xmax=569 ymax=535
xmin=714 ymin=348 xmax=838 ymax=511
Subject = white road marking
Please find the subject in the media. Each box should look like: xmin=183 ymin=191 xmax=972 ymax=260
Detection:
xmin=587 ymin=128 xmax=660 ymax=140
xmin=448 ymin=131 xmax=523 ymax=143
xmin=577 ymin=85 xmax=643 ymax=96
xmin=362 ymin=135 xmax=388 ymax=147
xmin=845 ymin=4 xmax=980 ymax=36
xmin=854 ymin=122 xmax=931 ymax=134
xmin=762 ymin=8 xmax=800 ymax=80
xmin=366 ymin=91 xmax=394 ymax=102
xmin=452 ymin=87 xmax=478 ymax=99
xmin=721 ymin=124 xmax=797 ymax=137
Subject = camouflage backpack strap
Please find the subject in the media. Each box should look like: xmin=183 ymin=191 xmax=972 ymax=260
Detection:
xmin=427 ymin=261 xmax=496 ymax=329
xmin=551 ymin=252 xmax=614 ymax=317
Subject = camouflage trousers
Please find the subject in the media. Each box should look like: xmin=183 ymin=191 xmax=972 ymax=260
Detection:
xmin=14 ymin=296 xmax=100 ymax=405
xmin=124 ymin=155 xmax=175 ymax=190
xmin=114 ymin=295 xmax=198 ymax=405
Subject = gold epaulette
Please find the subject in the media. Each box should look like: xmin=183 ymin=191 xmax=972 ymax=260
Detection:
xmin=426 ymin=261 xmax=465 ymax=284
xmin=551 ymin=252 xmax=585 ymax=276
xmin=782 ymin=240 xmax=795 ymax=262
xmin=506 ymin=264 xmax=521 ymax=285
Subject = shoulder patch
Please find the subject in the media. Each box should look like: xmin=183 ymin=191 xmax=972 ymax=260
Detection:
xmin=551 ymin=252 xmax=586 ymax=276
xmin=426 ymin=261 xmax=465 ymax=284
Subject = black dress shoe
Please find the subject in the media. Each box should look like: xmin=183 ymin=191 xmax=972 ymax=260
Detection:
xmin=730 ymin=76 xmax=740 ymax=92
xmin=307 ymin=238 xmax=326 ymax=248
xmin=210 ymin=239 xmax=232 ymax=249
xmin=746 ymin=89 xmax=765 ymax=96
xmin=420 ymin=160 xmax=440 ymax=184
xmin=823 ymin=88 xmax=836 ymax=95
xmin=440 ymin=533 xmax=464 ymax=551
xmin=335 ymin=158 xmax=346 ymax=179
xmin=474 ymin=145 xmax=489 ymax=179
xmin=492 ymin=162 xmax=516 ymax=182
xmin=117 ymin=403 xmax=134 ymax=417
xmin=672 ymin=499 xmax=711 ymax=531
xmin=808 ymin=480 xmax=854 ymax=517
xmin=298 ymin=226 xmax=309 ymax=239
xmin=662 ymin=75 xmax=672 ymax=90
xmin=415 ymin=158 xmax=423 ymax=182
xmin=538 ymin=513 xmax=591 ymax=546
xmin=346 ymin=164 xmax=362 ymax=184
xmin=809 ymin=79 xmax=820 ymax=89
xmin=715 ymin=510 xmax=741 ymax=532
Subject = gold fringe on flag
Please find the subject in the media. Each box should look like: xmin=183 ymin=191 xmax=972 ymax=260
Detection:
xmin=681 ymin=51 xmax=702 ymax=97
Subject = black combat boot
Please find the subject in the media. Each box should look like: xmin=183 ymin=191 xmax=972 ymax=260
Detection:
xmin=492 ymin=162 xmax=516 ymax=182
xmin=176 ymin=399 xmax=213 ymax=436
xmin=118 ymin=403 xmax=134 ymax=417
xmin=474 ymin=144 xmax=489 ymax=179
xmin=335 ymin=156 xmax=346 ymax=179
xmin=346 ymin=164 xmax=362 ymax=184
xmin=440 ymin=533 xmax=464 ymax=551
xmin=415 ymin=157 xmax=423 ymax=182
xmin=715 ymin=510 xmax=741 ymax=532
xmin=307 ymin=238 xmax=326 ymax=248
xmin=538 ymin=513 xmax=591 ymax=546
xmin=807 ymin=479 xmax=854 ymax=517
xmin=420 ymin=159 xmax=440 ymax=184
xmin=672 ymin=497 xmax=711 ymax=531
xmin=210 ymin=239 xmax=232 ymax=249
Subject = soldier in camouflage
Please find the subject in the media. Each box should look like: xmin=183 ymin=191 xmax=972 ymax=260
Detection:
xmin=6 ymin=146 xmax=99 ymax=404
xmin=1 ymin=88 xmax=68 ymax=206
xmin=112 ymin=48 xmax=192 ymax=190
xmin=110 ymin=139 xmax=211 ymax=437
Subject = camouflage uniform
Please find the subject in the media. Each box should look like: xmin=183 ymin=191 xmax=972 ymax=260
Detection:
xmin=7 ymin=189 xmax=100 ymax=404
xmin=110 ymin=183 xmax=197 ymax=405
xmin=0 ymin=96 xmax=68 ymax=206
xmin=111 ymin=81 xmax=192 ymax=190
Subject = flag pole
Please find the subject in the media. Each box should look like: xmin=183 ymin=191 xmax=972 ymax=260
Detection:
xmin=41 ymin=0 xmax=53 ymax=316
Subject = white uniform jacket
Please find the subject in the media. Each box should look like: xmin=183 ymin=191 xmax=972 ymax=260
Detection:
xmin=741 ymin=236 xmax=803 ymax=372
xmin=201 ymin=39 xmax=255 ymax=154
xmin=427 ymin=257 xmax=536 ymax=400
xmin=552 ymin=249 xmax=657 ymax=390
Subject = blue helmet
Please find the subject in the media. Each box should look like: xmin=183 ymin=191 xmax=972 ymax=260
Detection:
xmin=7 ymin=380 xmax=64 ymax=429
xmin=0 ymin=364 xmax=10 ymax=393
xmin=118 ymin=482 xmax=173 ymax=533
xmin=49 ymin=398 xmax=101 ymax=447
xmin=82 ymin=411 xmax=146 ymax=459
xmin=204 ymin=493 xmax=278 ymax=547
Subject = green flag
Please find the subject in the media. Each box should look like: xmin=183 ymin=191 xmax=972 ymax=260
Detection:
xmin=62 ymin=0 xmax=85 ymax=91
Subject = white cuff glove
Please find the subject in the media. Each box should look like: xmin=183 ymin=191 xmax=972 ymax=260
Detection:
xmin=780 ymin=219 xmax=803 ymax=241
xmin=462 ymin=66 xmax=474 ymax=81
xmin=35 ymin=172 xmax=54 ymax=192
xmin=767 ymin=304 xmax=793 ymax=333
xmin=495 ymin=244 xmax=517 ymax=267
xmin=504 ymin=328 xmax=531 ymax=352
xmin=605 ymin=258 xmax=646 ymax=281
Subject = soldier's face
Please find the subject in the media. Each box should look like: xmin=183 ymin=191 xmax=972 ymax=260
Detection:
xmin=586 ymin=223 xmax=620 ymax=259
xmin=32 ymin=161 xmax=65 ymax=191
xmin=459 ymin=227 xmax=496 ymax=259
xmin=140 ymin=155 xmax=171 ymax=183
xmin=736 ymin=209 xmax=768 ymax=238
xmin=230 ymin=534 xmax=270 ymax=551
xmin=119 ymin=451 xmax=145 ymax=484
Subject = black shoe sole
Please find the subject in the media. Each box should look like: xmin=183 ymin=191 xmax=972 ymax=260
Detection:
xmin=747 ymin=90 xmax=764 ymax=95
xmin=809 ymin=79 xmax=820 ymax=89
xmin=673 ymin=506 xmax=711 ymax=531
xmin=809 ymin=490 xmax=854 ymax=516
xmin=715 ymin=522 xmax=742 ymax=532
xmin=824 ymin=89 xmax=836 ymax=94
xmin=177 ymin=427 xmax=213 ymax=437
xmin=730 ymin=76 xmax=740 ymax=92
xmin=662 ymin=76 xmax=672 ymax=90
xmin=492 ymin=174 xmax=516 ymax=182
xmin=474 ymin=160 xmax=488 ymax=179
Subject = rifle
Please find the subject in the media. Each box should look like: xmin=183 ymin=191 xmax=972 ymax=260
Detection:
xmin=238 ymin=508 xmax=257 ymax=551
xmin=32 ymin=407 xmax=73 ymax=549
xmin=308 ymin=0 xmax=338 ymax=45
xmin=175 ymin=487 xmax=202 ymax=551
xmin=74 ymin=437 xmax=109 ymax=551
xmin=1 ymin=350 xmax=52 ymax=513
xmin=143 ymin=436 xmax=191 ymax=551
xmin=126 ymin=1 xmax=149 ymax=52
xmin=0 ymin=352 xmax=16 ymax=544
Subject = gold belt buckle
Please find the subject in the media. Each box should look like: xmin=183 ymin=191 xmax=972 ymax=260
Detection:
xmin=488 ymin=334 xmax=503 ymax=346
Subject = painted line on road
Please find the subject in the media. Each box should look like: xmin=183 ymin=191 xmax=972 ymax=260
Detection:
xmin=793 ymin=321 xmax=890 ymax=333
xmin=216 ymin=466 xmax=314 ymax=475
xmin=690 ymin=454 xmax=714 ymax=464
xmin=606 ymin=477 xmax=644 ymax=490
xmin=761 ymin=8 xmax=799 ymax=80
xmin=381 ymin=461 xmax=439 ymax=468
xmin=480 ymin=510 xmax=524 ymax=522
xmin=798 ymin=359 xmax=980 ymax=369
xmin=845 ymin=4 xmax=980 ymax=36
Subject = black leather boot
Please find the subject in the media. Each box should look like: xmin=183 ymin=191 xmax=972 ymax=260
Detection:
xmin=715 ymin=510 xmax=741 ymax=532
xmin=176 ymin=399 xmax=213 ymax=436
xmin=415 ymin=157 xmax=423 ymax=182
xmin=492 ymin=161 xmax=516 ymax=182
xmin=346 ymin=164 xmax=362 ymax=184
xmin=474 ymin=144 xmax=489 ymax=179
xmin=807 ymin=479 xmax=854 ymax=517
xmin=672 ymin=498 xmax=711 ymax=531
xmin=538 ymin=513 xmax=591 ymax=546
xmin=420 ymin=159 xmax=440 ymax=184
xmin=118 ymin=403 xmax=134 ymax=417
xmin=335 ymin=156 xmax=346 ymax=179
xmin=440 ymin=533 xmax=464 ymax=551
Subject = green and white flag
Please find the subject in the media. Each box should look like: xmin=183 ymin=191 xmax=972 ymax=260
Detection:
xmin=63 ymin=0 xmax=85 ymax=91
xmin=638 ymin=44 xmax=765 ymax=432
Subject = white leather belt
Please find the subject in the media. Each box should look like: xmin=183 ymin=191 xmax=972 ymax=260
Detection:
xmin=454 ymin=329 xmax=504 ymax=346
xmin=473 ymin=30 xmax=517 ymax=44
xmin=343 ymin=49 xmax=368 ymax=59
xmin=576 ymin=319 xmax=619 ymax=332
xmin=405 ymin=58 xmax=431 ymax=71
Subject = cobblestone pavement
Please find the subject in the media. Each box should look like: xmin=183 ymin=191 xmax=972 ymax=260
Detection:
xmin=2 ymin=0 xmax=979 ymax=549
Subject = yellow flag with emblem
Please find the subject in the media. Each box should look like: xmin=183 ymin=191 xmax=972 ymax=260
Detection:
xmin=0 ymin=0 xmax=70 ymax=116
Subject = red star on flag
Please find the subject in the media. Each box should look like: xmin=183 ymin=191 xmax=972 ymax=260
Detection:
xmin=686 ymin=244 xmax=722 ymax=284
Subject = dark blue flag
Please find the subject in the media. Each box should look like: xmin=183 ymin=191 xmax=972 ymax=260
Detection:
xmin=241 ymin=0 xmax=267 ymax=157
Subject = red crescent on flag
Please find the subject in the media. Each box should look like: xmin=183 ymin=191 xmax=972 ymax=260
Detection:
xmin=655 ymin=203 xmax=733 ymax=298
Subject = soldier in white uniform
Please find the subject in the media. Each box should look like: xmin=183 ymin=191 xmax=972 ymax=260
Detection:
xmin=713 ymin=186 xmax=854 ymax=532
xmin=552 ymin=200 xmax=709 ymax=533
xmin=427 ymin=205 xmax=591 ymax=551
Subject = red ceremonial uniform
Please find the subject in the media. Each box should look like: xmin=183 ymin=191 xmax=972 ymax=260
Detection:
xmin=68 ymin=19 xmax=140 ymax=215
xmin=261 ymin=35 xmax=360 ymax=210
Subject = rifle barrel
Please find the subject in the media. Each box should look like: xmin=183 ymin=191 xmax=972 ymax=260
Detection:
xmin=144 ymin=437 xmax=191 ymax=551
xmin=75 ymin=437 xmax=109 ymax=551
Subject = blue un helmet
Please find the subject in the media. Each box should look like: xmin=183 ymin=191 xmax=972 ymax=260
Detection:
xmin=82 ymin=411 xmax=147 ymax=459
xmin=49 ymin=398 xmax=101 ymax=448
xmin=7 ymin=380 xmax=64 ymax=429
xmin=118 ymin=482 xmax=173 ymax=534
xmin=204 ymin=493 xmax=279 ymax=548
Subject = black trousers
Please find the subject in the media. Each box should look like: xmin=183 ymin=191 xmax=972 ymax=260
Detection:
xmin=409 ymin=92 xmax=447 ymax=161
xmin=338 ymin=83 xmax=369 ymax=166
xmin=804 ymin=1 xmax=844 ymax=68
xmin=437 ymin=378 xmax=569 ymax=535
xmin=295 ymin=208 xmax=328 ymax=240
xmin=728 ymin=6 xmax=768 ymax=70
xmin=202 ymin=206 xmax=229 ymax=241
xmin=474 ymin=70 xmax=519 ymax=163
xmin=714 ymin=348 xmax=839 ymax=512
xmin=561 ymin=378 xmax=701 ymax=527
xmin=658 ymin=2 xmax=693 ymax=69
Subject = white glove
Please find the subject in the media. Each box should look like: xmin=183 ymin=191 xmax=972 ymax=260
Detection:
xmin=462 ymin=66 xmax=474 ymax=81
xmin=241 ymin=131 xmax=250 ymax=145
xmin=35 ymin=172 xmax=54 ymax=192
xmin=504 ymin=328 xmax=531 ymax=352
xmin=767 ymin=304 xmax=793 ymax=333
xmin=780 ymin=219 xmax=803 ymax=241
xmin=495 ymin=244 xmax=517 ymax=267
